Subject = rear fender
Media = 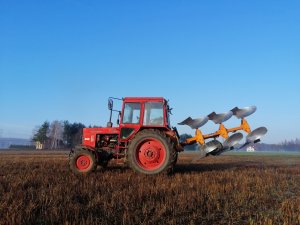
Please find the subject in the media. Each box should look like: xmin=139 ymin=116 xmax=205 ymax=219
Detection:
xmin=165 ymin=130 xmax=184 ymax=152
xmin=73 ymin=145 xmax=99 ymax=161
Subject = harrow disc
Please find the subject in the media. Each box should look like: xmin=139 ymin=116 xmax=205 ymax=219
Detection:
xmin=208 ymin=111 xmax=233 ymax=124
xmin=178 ymin=116 xmax=209 ymax=129
xmin=231 ymin=106 xmax=257 ymax=119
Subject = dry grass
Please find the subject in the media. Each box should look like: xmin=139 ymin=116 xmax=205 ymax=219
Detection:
xmin=0 ymin=151 xmax=299 ymax=225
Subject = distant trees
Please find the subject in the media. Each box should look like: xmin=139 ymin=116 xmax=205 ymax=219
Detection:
xmin=245 ymin=138 xmax=300 ymax=151
xmin=49 ymin=121 xmax=64 ymax=149
xmin=275 ymin=138 xmax=300 ymax=151
xmin=32 ymin=120 xmax=86 ymax=149
xmin=32 ymin=121 xmax=50 ymax=147
xmin=280 ymin=138 xmax=300 ymax=146
xmin=63 ymin=121 xmax=85 ymax=148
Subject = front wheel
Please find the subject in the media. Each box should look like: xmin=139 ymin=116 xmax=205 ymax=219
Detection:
xmin=69 ymin=149 xmax=97 ymax=174
xmin=127 ymin=129 xmax=176 ymax=175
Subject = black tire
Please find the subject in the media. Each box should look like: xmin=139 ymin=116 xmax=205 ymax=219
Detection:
xmin=69 ymin=149 xmax=97 ymax=174
xmin=172 ymin=151 xmax=178 ymax=165
xmin=96 ymin=150 xmax=111 ymax=168
xmin=98 ymin=160 xmax=109 ymax=168
xmin=127 ymin=129 xmax=176 ymax=175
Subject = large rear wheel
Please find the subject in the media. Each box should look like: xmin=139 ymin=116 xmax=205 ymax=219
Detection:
xmin=69 ymin=149 xmax=97 ymax=174
xmin=127 ymin=129 xmax=176 ymax=175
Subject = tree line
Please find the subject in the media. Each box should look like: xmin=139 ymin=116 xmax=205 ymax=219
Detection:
xmin=32 ymin=121 xmax=87 ymax=149
xmin=255 ymin=138 xmax=300 ymax=152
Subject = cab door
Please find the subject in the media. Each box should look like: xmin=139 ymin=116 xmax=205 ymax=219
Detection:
xmin=120 ymin=102 xmax=143 ymax=140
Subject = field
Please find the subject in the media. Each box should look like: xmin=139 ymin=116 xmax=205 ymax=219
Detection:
xmin=0 ymin=150 xmax=299 ymax=225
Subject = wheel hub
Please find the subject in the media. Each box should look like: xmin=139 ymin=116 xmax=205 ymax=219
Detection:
xmin=136 ymin=139 xmax=166 ymax=170
xmin=141 ymin=146 xmax=159 ymax=163
xmin=146 ymin=149 xmax=154 ymax=157
xmin=76 ymin=155 xmax=91 ymax=170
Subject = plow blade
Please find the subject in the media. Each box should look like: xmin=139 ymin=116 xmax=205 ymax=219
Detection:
xmin=193 ymin=140 xmax=223 ymax=161
xmin=208 ymin=111 xmax=233 ymax=124
xmin=202 ymin=140 xmax=223 ymax=154
xmin=210 ymin=133 xmax=244 ymax=155
xmin=178 ymin=116 xmax=209 ymax=129
xmin=231 ymin=106 xmax=257 ymax=119
xmin=223 ymin=132 xmax=244 ymax=149
xmin=246 ymin=127 xmax=268 ymax=142
xmin=239 ymin=127 xmax=268 ymax=149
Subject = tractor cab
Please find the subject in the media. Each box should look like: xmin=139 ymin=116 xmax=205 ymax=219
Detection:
xmin=118 ymin=97 xmax=172 ymax=141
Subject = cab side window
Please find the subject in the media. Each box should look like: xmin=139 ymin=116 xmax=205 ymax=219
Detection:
xmin=143 ymin=102 xmax=164 ymax=126
xmin=122 ymin=103 xmax=141 ymax=124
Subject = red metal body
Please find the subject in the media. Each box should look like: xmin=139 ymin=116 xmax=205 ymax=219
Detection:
xmin=82 ymin=127 xmax=119 ymax=148
xmin=81 ymin=97 xmax=176 ymax=158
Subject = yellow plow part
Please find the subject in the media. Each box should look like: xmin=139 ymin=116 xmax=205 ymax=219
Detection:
xmin=182 ymin=118 xmax=252 ymax=146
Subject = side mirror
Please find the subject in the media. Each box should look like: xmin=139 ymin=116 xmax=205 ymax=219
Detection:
xmin=108 ymin=99 xmax=113 ymax=110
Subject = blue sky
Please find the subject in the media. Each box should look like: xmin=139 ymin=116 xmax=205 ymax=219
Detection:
xmin=0 ymin=0 xmax=299 ymax=144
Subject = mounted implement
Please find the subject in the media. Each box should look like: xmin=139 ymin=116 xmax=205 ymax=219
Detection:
xmin=179 ymin=106 xmax=268 ymax=157
xmin=69 ymin=97 xmax=267 ymax=175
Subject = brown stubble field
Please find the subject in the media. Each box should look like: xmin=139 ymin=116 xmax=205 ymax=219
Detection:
xmin=0 ymin=151 xmax=299 ymax=225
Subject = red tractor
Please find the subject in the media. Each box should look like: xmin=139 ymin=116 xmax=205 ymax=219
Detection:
xmin=69 ymin=97 xmax=267 ymax=175
xmin=69 ymin=97 xmax=181 ymax=175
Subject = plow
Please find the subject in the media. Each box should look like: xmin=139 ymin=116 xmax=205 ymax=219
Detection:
xmin=69 ymin=97 xmax=267 ymax=175
xmin=178 ymin=106 xmax=268 ymax=157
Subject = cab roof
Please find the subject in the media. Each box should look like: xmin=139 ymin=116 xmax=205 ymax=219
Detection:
xmin=123 ymin=97 xmax=166 ymax=102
